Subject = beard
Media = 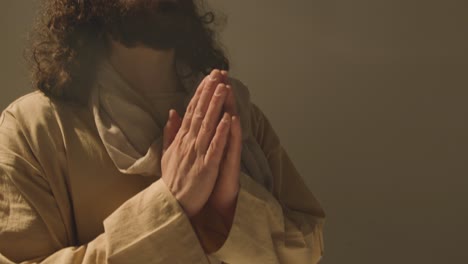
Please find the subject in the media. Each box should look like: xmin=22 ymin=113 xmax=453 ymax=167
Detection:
xmin=103 ymin=0 xmax=200 ymax=50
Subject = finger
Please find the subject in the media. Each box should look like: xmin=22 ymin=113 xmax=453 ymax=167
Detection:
xmin=231 ymin=115 xmax=243 ymax=156
xmin=222 ymin=115 xmax=243 ymax=176
xmin=204 ymin=112 xmax=231 ymax=168
xmin=176 ymin=75 xmax=207 ymax=139
xmin=220 ymin=70 xmax=229 ymax=85
xmin=172 ymin=109 xmax=182 ymax=133
xmin=212 ymin=115 xmax=242 ymax=207
xmin=168 ymin=109 xmax=182 ymax=142
xmin=162 ymin=109 xmax=175 ymax=156
xmin=163 ymin=110 xmax=183 ymax=156
xmin=189 ymin=69 xmax=224 ymax=136
xmin=218 ymin=71 xmax=237 ymax=115
xmin=223 ymin=85 xmax=238 ymax=116
xmin=196 ymin=83 xmax=229 ymax=154
xmin=175 ymin=68 xmax=225 ymax=144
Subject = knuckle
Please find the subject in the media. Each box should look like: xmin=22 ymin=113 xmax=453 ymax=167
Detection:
xmin=217 ymin=120 xmax=227 ymax=131
xmin=194 ymin=110 xmax=204 ymax=120
xmin=213 ymin=89 xmax=222 ymax=98
xmin=196 ymin=82 xmax=205 ymax=92
xmin=180 ymin=140 xmax=190 ymax=157
xmin=186 ymin=104 xmax=195 ymax=114
xmin=211 ymin=95 xmax=223 ymax=106
xmin=210 ymin=139 xmax=218 ymax=152
xmin=200 ymin=121 xmax=212 ymax=134
xmin=178 ymin=130 xmax=190 ymax=146
xmin=184 ymin=111 xmax=193 ymax=120
xmin=195 ymin=161 xmax=207 ymax=175
xmin=184 ymin=142 xmax=195 ymax=157
xmin=194 ymin=138 xmax=202 ymax=155
xmin=175 ymin=130 xmax=185 ymax=143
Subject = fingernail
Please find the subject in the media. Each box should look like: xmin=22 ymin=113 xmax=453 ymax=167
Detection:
xmin=223 ymin=112 xmax=230 ymax=122
xmin=215 ymin=84 xmax=226 ymax=96
xmin=209 ymin=69 xmax=219 ymax=80
xmin=224 ymin=86 xmax=231 ymax=97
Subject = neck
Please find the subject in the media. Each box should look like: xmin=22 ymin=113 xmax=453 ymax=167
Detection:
xmin=107 ymin=40 xmax=183 ymax=96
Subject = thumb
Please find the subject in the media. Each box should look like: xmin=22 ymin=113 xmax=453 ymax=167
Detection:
xmin=162 ymin=109 xmax=182 ymax=156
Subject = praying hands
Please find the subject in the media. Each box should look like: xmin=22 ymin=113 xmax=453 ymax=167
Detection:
xmin=161 ymin=69 xmax=242 ymax=230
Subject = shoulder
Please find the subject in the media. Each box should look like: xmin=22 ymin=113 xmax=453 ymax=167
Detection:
xmin=1 ymin=90 xmax=55 ymax=128
xmin=0 ymin=91 xmax=62 ymax=146
xmin=0 ymin=90 xmax=65 ymax=166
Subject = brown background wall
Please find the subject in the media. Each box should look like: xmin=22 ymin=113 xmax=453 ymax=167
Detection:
xmin=1 ymin=1 xmax=467 ymax=263
xmin=0 ymin=1 xmax=37 ymax=106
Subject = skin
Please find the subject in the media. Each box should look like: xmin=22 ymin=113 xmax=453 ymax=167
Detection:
xmin=108 ymin=39 xmax=183 ymax=98
xmin=161 ymin=69 xmax=241 ymax=230
xmin=107 ymin=37 xmax=240 ymax=230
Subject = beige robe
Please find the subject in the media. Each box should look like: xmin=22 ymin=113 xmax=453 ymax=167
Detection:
xmin=0 ymin=71 xmax=326 ymax=263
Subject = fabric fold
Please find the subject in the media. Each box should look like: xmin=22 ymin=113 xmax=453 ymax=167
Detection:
xmin=89 ymin=59 xmax=274 ymax=191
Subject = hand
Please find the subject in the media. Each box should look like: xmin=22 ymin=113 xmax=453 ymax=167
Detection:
xmin=162 ymin=71 xmax=242 ymax=228
xmin=207 ymin=71 xmax=242 ymax=229
xmin=160 ymin=69 xmax=232 ymax=218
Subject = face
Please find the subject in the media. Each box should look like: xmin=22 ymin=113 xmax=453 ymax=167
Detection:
xmin=105 ymin=0 xmax=197 ymax=50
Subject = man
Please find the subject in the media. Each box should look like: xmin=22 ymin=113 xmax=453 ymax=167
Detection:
xmin=0 ymin=0 xmax=325 ymax=263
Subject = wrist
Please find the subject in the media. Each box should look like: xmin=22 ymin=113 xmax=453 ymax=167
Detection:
xmin=217 ymin=197 xmax=238 ymax=230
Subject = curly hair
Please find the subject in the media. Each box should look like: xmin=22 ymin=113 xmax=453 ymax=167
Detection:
xmin=28 ymin=0 xmax=230 ymax=105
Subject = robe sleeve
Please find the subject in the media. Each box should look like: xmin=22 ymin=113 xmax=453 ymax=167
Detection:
xmin=0 ymin=109 xmax=210 ymax=263
xmin=209 ymin=102 xmax=326 ymax=264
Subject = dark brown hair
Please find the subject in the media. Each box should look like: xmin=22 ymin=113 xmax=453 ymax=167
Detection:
xmin=28 ymin=0 xmax=229 ymax=104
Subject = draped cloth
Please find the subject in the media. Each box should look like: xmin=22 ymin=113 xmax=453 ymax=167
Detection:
xmin=89 ymin=60 xmax=274 ymax=192
xmin=0 ymin=59 xmax=325 ymax=264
